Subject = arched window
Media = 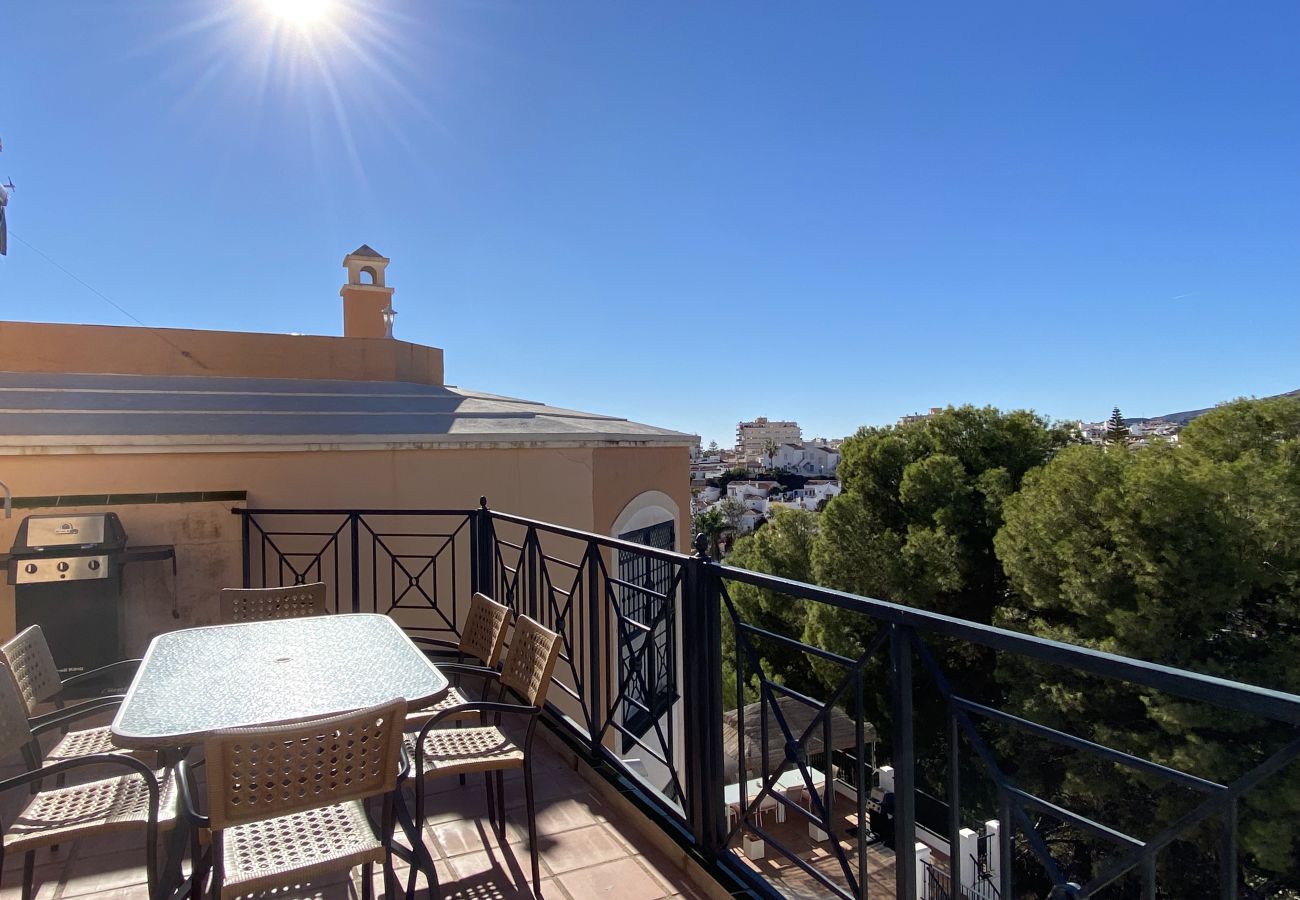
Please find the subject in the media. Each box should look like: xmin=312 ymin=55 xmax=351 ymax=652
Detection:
xmin=359 ymin=266 xmax=377 ymax=285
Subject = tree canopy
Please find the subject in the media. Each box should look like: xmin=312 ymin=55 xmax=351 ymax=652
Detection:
xmin=711 ymin=396 xmax=1300 ymax=892
xmin=720 ymin=507 xmax=822 ymax=707
xmin=813 ymin=404 xmax=1075 ymax=622
xmin=995 ymin=395 xmax=1300 ymax=888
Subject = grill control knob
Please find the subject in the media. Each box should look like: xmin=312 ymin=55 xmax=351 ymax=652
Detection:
xmin=56 ymin=561 xmax=70 ymax=573
xmin=88 ymin=559 xmax=101 ymax=571
xmin=23 ymin=564 xmax=37 ymax=575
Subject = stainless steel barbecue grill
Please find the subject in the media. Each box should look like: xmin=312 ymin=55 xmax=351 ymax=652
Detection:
xmin=3 ymin=512 xmax=174 ymax=688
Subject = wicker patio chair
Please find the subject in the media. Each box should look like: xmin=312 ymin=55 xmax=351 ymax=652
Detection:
xmin=406 ymin=591 xmax=511 ymax=729
xmin=0 ymin=660 xmax=176 ymax=900
xmin=1 ymin=625 xmax=149 ymax=769
xmin=218 ymin=582 xmax=328 ymax=624
xmin=178 ymin=698 xmax=407 ymax=900
xmin=410 ymin=615 xmax=562 ymax=896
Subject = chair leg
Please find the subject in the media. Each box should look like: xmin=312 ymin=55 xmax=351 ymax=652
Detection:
xmin=484 ymin=771 xmax=497 ymax=833
xmin=190 ymin=828 xmax=208 ymax=898
xmin=145 ymin=823 xmax=159 ymax=900
xmin=361 ymin=861 xmax=374 ymax=900
xmin=21 ymin=851 xmax=35 ymax=900
xmin=210 ymin=854 xmax=224 ymax=900
xmin=495 ymin=770 xmax=506 ymax=841
xmin=383 ymin=855 xmax=400 ymax=900
xmin=524 ymin=759 xmax=539 ymax=896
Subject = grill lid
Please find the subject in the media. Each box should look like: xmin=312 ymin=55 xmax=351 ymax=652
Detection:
xmin=10 ymin=513 xmax=127 ymax=553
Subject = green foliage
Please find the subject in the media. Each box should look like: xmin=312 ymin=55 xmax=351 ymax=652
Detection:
xmin=720 ymin=507 xmax=822 ymax=708
xmin=995 ymin=395 xmax=1300 ymax=888
xmin=705 ymin=466 xmax=754 ymax=491
xmin=692 ymin=506 xmax=727 ymax=559
xmin=718 ymin=497 xmax=747 ymax=533
xmin=814 ymin=404 xmax=1074 ymax=620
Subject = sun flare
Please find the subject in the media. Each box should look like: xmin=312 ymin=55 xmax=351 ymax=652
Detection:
xmin=264 ymin=0 xmax=335 ymax=30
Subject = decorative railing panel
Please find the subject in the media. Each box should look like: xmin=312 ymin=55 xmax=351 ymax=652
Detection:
xmin=486 ymin=511 xmax=689 ymax=816
xmin=236 ymin=508 xmax=474 ymax=638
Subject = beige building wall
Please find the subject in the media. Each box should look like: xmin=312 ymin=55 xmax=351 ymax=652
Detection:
xmin=0 ymin=443 xmax=687 ymax=648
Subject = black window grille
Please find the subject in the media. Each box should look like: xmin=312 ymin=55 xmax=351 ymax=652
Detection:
xmin=618 ymin=520 xmax=677 ymax=751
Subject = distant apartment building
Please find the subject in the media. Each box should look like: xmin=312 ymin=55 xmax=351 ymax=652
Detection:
xmin=899 ymin=406 xmax=943 ymax=426
xmin=735 ymin=417 xmax=802 ymax=456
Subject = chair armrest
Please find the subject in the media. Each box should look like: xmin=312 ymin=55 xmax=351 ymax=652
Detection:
xmin=175 ymin=759 xmax=210 ymax=829
xmin=60 ymin=659 xmax=141 ymax=691
xmin=398 ymin=741 xmax=412 ymax=782
xmin=409 ymin=637 xmax=461 ymax=655
xmin=0 ymin=752 xmax=159 ymax=796
xmin=30 ymin=696 xmax=125 ymax=735
xmin=414 ymin=701 xmax=540 ymax=749
xmin=435 ymin=663 xmax=500 ymax=681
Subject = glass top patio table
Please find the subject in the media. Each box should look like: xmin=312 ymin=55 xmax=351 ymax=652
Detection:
xmin=111 ymin=613 xmax=448 ymax=750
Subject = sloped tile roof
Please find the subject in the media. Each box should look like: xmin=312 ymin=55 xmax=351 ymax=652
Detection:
xmin=0 ymin=371 xmax=692 ymax=453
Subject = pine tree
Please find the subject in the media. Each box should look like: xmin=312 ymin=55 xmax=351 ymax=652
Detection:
xmin=1104 ymin=405 xmax=1130 ymax=445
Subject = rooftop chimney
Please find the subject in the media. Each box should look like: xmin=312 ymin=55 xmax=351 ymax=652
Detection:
xmin=340 ymin=244 xmax=396 ymax=339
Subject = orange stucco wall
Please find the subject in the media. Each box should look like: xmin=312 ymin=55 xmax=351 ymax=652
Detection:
xmin=593 ymin=445 xmax=692 ymax=549
xmin=0 ymin=320 xmax=443 ymax=384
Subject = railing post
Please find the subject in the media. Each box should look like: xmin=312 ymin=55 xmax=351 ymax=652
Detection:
xmin=475 ymin=497 xmax=494 ymax=600
xmin=997 ymin=792 xmax=1013 ymax=899
xmin=890 ymin=624 xmax=917 ymax=900
xmin=948 ymin=710 xmax=962 ymax=898
xmin=349 ymin=513 xmax=361 ymax=613
xmin=586 ymin=541 xmax=604 ymax=757
xmin=526 ymin=527 xmax=539 ymax=622
xmin=682 ymin=534 xmax=726 ymax=856
xmin=238 ymin=510 xmax=251 ymax=588
xmin=1221 ymin=797 xmax=1237 ymax=900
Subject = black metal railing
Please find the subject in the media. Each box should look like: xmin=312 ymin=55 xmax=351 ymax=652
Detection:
xmin=235 ymin=501 xmax=1300 ymax=900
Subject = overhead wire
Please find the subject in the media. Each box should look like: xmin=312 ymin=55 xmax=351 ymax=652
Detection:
xmin=7 ymin=230 xmax=209 ymax=369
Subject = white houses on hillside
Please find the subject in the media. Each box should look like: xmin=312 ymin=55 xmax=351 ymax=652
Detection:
xmin=763 ymin=443 xmax=840 ymax=476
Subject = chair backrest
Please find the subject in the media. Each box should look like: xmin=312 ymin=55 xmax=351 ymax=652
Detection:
xmin=459 ymin=592 xmax=511 ymax=668
xmin=1 ymin=625 xmax=63 ymax=712
xmin=0 ymin=662 xmax=36 ymax=760
xmin=203 ymin=698 xmax=406 ymax=831
xmin=219 ymin=582 xmax=328 ymax=624
xmin=499 ymin=616 xmax=562 ymax=708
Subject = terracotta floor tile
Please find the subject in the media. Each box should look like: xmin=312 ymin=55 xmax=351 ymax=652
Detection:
xmin=504 ymin=797 xmax=600 ymax=837
xmin=536 ymin=824 xmax=628 ymax=875
xmin=4 ymin=740 xmax=721 ymax=900
xmin=228 ymin=878 xmax=357 ymax=899
xmin=556 ymin=857 xmax=671 ymax=900
xmin=57 ymin=851 xmax=149 ymax=897
xmin=428 ymin=815 xmax=504 ymax=858
xmin=0 ymin=861 xmax=62 ymax=900
xmin=434 ymin=872 xmax=559 ymax=900
xmin=418 ymin=783 xmax=491 ymax=825
xmin=0 ymin=842 xmax=71 ymax=873
xmin=446 ymin=842 xmax=535 ymax=884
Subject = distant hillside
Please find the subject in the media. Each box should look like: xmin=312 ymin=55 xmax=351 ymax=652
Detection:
xmin=1125 ymin=388 xmax=1300 ymax=426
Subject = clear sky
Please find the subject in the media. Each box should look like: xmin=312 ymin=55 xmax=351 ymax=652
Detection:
xmin=2 ymin=2 xmax=1297 ymax=446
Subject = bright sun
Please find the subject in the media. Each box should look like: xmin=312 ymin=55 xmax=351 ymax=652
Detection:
xmin=265 ymin=0 xmax=335 ymax=29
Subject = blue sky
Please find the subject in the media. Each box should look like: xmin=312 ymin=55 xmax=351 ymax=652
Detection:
xmin=2 ymin=1 xmax=1297 ymax=446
